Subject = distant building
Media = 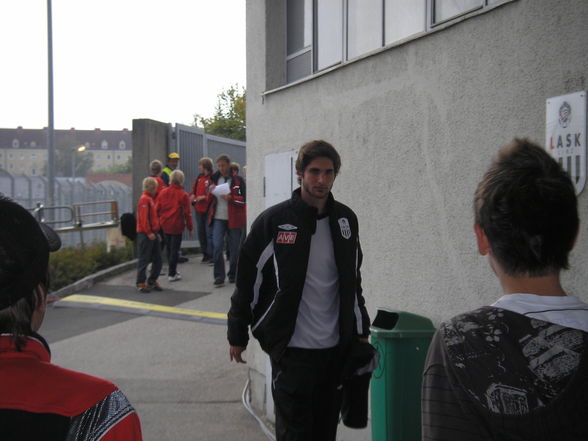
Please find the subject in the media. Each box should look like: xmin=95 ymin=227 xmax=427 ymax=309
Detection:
xmin=0 ymin=127 xmax=132 ymax=176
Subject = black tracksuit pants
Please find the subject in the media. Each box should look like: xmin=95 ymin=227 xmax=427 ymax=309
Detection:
xmin=136 ymin=233 xmax=162 ymax=285
xmin=270 ymin=346 xmax=342 ymax=441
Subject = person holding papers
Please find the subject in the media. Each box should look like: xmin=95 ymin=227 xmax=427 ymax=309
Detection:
xmin=208 ymin=154 xmax=246 ymax=287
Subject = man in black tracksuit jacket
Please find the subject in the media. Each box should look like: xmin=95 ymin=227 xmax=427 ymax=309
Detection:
xmin=228 ymin=140 xmax=370 ymax=441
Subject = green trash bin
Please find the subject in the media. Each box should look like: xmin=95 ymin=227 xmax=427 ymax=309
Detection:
xmin=370 ymin=308 xmax=435 ymax=441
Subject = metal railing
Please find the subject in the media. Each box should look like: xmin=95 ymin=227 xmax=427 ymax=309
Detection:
xmin=32 ymin=201 xmax=120 ymax=248
xmin=1 ymin=169 xmax=131 ymax=248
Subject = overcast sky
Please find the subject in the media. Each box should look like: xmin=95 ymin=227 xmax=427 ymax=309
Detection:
xmin=0 ymin=0 xmax=246 ymax=131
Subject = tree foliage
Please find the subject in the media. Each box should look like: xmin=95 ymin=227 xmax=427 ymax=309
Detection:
xmin=194 ymin=85 xmax=246 ymax=141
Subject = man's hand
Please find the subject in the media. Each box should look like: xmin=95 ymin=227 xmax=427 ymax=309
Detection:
xmin=229 ymin=345 xmax=247 ymax=363
xmin=147 ymin=233 xmax=156 ymax=240
xmin=220 ymin=194 xmax=232 ymax=201
xmin=358 ymin=337 xmax=369 ymax=343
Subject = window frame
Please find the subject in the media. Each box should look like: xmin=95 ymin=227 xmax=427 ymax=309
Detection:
xmin=314 ymin=0 xmax=346 ymax=71
xmin=285 ymin=0 xmax=314 ymax=82
xmin=431 ymin=0 xmax=484 ymax=27
xmin=280 ymin=0 xmax=515 ymax=89
xmin=346 ymin=0 xmax=385 ymax=62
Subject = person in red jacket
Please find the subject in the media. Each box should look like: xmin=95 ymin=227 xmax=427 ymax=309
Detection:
xmin=135 ymin=177 xmax=163 ymax=293
xmin=190 ymin=157 xmax=214 ymax=264
xmin=229 ymin=162 xmax=247 ymax=232
xmin=156 ymin=169 xmax=193 ymax=281
xmin=149 ymin=159 xmax=166 ymax=198
xmin=0 ymin=195 xmax=143 ymax=441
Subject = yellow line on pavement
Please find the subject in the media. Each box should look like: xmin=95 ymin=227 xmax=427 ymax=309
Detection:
xmin=60 ymin=294 xmax=227 ymax=320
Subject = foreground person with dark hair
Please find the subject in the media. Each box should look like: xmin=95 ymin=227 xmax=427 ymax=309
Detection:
xmin=421 ymin=139 xmax=588 ymax=440
xmin=228 ymin=140 xmax=372 ymax=441
xmin=0 ymin=195 xmax=143 ymax=441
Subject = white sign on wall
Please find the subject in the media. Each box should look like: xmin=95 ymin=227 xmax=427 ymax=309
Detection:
xmin=546 ymin=91 xmax=587 ymax=195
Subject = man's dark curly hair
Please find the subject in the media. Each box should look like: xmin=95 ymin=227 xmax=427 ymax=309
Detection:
xmin=474 ymin=139 xmax=579 ymax=277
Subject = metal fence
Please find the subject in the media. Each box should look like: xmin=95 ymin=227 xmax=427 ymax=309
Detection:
xmin=0 ymin=169 xmax=132 ymax=248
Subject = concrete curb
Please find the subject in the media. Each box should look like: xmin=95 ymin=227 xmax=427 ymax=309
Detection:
xmin=48 ymin=259 xmax=138 ymax=301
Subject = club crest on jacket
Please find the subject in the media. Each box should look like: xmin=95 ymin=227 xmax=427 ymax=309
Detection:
xmin=339 ymin=217 xmax=351 ymax=239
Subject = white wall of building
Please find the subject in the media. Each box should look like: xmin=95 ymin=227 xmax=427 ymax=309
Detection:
xmin=245 ymin=0 xmax=588 ymax=436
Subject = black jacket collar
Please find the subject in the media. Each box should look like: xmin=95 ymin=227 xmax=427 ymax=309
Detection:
xmin=291 ymin=187 xmax=335 ymax=218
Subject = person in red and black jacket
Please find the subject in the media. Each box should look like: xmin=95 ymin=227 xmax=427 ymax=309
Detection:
xmin=190 ymin=157 xmax=214 ymax=264
xmin=156 ymin=170 xmax=193 ymax=282
xmin=0 ymin=195 xmax=143 ymax=441
xmin=208 ymin=154 xmax=246 ymax=286
xmin=229 ymin=162 xmax=247 ymax=233
xmin=135 ymin=177 xmax=163 ymax=293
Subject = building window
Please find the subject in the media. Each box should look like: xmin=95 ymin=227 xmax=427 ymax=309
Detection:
xmin=30 ymin=141 xmax=37 ymax=148
xmin=347 ymin=0 xmax=383 ymax=60
xmin=284 ymin=0 xmax=506 ymax=85
xmin=107 ymin=154 xmax=111 ymax=160
xmin=8 ymin=153 xmax=13 ymax=159
xmin=101 ymin=140 xmax=108 ymax=149
xmin=116 ymin=155 xmax=121 ymax=160
xmin=287 ymin=0 xmax=313 ymax=82
xmin=316 ymin=0 xmax=343 ymax=71
xmin=31 ymin=153 xmax=36 ymax=159
xmin=433 ymin=0 xmax=482 ymax=23
xmin=119 ymin=140 xmax=126 ymax=150
xmin=32 ymin=169 xmax=36 ymax=175
xmin=385 ymin=0 xmax=426 ymax=44
xmin=12 ymin=139 xmax=19 ymax=148
xmin=9 ymin=164 xmax=14 ymax=170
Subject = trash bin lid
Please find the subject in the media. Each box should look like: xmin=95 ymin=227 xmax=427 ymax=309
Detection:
xmin=370 ymin=308 xmax=435 ymax=338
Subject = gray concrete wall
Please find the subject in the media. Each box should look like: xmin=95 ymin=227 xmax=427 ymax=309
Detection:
xmin=131 ymin=119 xmax=170 ymax=209
xmin=245 ymin=0 xmax=588 ymax=434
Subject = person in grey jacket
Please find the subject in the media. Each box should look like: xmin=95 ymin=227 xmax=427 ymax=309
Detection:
xmin=421 ymin=139 xmax=588 ymax=440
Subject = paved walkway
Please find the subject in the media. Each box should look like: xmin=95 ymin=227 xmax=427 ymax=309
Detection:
xmin=44 ymin=255 xmax=268 ymax=441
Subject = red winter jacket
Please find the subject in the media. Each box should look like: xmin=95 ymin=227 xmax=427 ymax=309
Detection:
xmin=156 ymin=184 xmax=193 ymax=235
xmin=136 ymin=192 xmax=160 ymax=235
xmin=153 ymin=176 xmax=166 ymax=199
xmin=191 ymin=174 xmax=213 ymax=213
xmin=0 ymin=334 xmax=143 ymax=441
xmin=228 ymin=175 xmax=246 ymax=229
